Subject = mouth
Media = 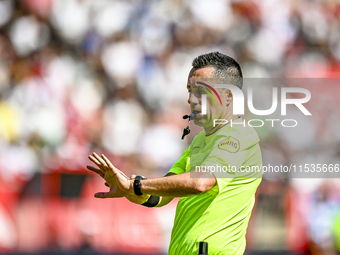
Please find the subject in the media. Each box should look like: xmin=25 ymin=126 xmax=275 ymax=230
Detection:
xmin=190 ymin=110 xmax=202 ymax=119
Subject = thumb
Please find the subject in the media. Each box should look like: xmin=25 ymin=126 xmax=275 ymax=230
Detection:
xmin=94 ymin=192 xmax=111 ymax=199
xmin=130 ymin=174 xmax=137 ymax=180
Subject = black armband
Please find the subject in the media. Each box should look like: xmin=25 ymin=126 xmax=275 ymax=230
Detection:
xmin=142 ymin=195 xmax=160 ymax=208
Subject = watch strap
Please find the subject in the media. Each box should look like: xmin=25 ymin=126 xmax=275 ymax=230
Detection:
xmin=133 ymin=176 xmax=146 ymax=196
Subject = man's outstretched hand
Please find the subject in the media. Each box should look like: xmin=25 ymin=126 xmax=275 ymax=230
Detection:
xmin=87 ymin=152 xmax=147 ymax=203
xmin=86 ymin=164 xmax=125 ymax=198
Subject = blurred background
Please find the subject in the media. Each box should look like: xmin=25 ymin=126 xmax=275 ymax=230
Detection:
xmin=1 ymin=0 xmax=340 ymax=254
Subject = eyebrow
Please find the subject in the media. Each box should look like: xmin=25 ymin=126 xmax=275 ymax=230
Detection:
xmin=196 ymin=81 xmax=210 ymax=87
xmin=188 ymin=82 xmax=207 ymax=90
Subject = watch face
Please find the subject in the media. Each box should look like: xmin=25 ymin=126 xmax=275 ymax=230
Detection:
xmin=135 ymin=176 xmax=146 ymax=181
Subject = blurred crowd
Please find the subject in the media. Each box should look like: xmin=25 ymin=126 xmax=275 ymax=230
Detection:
xmin=1 ymin=0 xmax=340 ymax=254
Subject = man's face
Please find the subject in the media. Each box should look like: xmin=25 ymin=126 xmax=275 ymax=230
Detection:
xmin=187 ymin=67 xmax=232 ymax=129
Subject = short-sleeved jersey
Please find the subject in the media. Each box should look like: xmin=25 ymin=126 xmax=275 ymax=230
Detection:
xmin=168 ymin=120 xmax=262 ymax=255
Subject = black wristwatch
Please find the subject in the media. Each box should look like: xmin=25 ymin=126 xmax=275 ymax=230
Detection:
xmin=133 ymin=176 xmax=147 ymax=196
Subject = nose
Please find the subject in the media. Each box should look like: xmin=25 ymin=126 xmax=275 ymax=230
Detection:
xmin=188 ymin=92 xmax=199 ymax=105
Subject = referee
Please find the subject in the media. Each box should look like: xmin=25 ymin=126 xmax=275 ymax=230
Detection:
xmin=87 ymin=52 xmax=262 ymax=255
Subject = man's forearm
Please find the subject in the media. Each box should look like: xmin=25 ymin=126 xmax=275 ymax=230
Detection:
xmin=138 ymin=171 xmax=216 ymax=197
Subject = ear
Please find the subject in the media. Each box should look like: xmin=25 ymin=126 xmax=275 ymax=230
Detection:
xmin=226 ymin=90 xmax=233 ymax=106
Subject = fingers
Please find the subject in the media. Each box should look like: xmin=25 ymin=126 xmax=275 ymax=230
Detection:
xmin=101 ymin=154 xmax=117 ymax=175
xmin=88 ymin=154 xmax=106 ymax=174
xmin=91 ymin=152 xmax=109 ymax=170
xmin=88 ymin=153 xmax=101 ymax=165
xmin=88 ymin=152 xmax=115 ymax=172
xmin=130 ymin=174 xmax=136 ymax=180
xmin=94 ymin=191 xmax=121 ymax=199
xmin=86 ymin=166 xmax=104 ymax=178
xmin=94 ymin=153 xmax=109 ymax=168
xmin=94 ymin=192 xmax=110 ymax=199
xmin=101 ymin=154 xmax=113 ymax=168
xmin=88 ymin=152 xmax=129 ymax=180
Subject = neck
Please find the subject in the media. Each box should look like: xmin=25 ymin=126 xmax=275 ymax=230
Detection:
xmin=204 ymin=113 xmax=239 ymax=136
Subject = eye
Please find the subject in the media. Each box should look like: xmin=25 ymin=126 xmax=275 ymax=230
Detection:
xmin=198 ymin=88 xmax=206 ymax=94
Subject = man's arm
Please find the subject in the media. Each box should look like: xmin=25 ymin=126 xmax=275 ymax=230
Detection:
xmin=87 ymin=155 xmax=174 ymax=206
xmin=139 ymin=171 xmax=216 ymax=197
xmin=154 ymin=173 xmax=175 ymax=207
xmin=88 ymin=153 xmax=217 ymax=199
xmin=127 ymin=173 xmax=176 ymax=207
